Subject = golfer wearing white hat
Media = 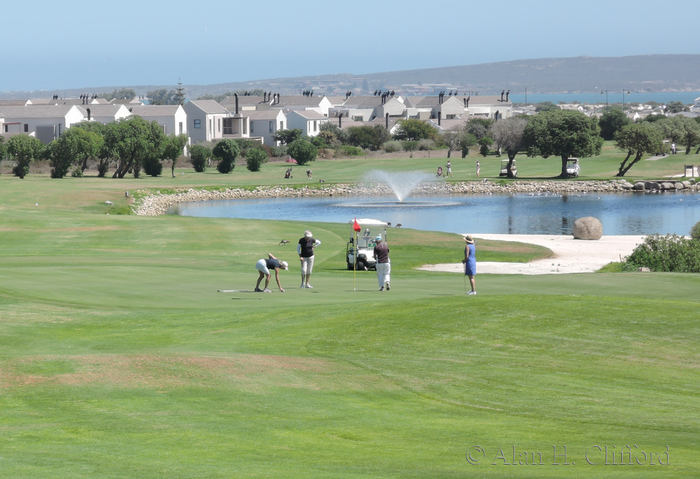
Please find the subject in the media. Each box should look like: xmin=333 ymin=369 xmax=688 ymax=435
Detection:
xmin=254 ymin=253 xmax=288 ymax=292
xmin=298 ymin=230 xmax=321 ymax=288
xmin=374 ymin=235 xmax=391 ymax=291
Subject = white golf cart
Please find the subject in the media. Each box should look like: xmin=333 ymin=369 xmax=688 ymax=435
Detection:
xmin=499 ymin=159 xmax=517 ymax=177
xmin=566 ymin=158 xmax=581 ymax=177
xmin=346 ymin=218 xmax=388 ymax=270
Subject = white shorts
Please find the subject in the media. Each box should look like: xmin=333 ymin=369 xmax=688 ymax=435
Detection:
xmin=300 ymin=255 xmax=315 ymax=275
xmin=255 ymin=259 xmax=270 ymax=275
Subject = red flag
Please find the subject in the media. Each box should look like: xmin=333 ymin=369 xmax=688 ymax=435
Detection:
xmin=353 ymin=218 xmax=361 ymax=232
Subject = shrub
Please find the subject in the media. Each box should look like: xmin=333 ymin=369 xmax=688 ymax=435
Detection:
xmin=418 ymin=139 xmax=435 ymax=151
xmin=382 ymin=141 xmax=402 ymax=153
xmin=246 ymin=148 xmax=268 ymax=172
xmin=70 ymin=168 xmax=83 ymax=178
xmin=402 ymin=141 xmax=418 ymax=153
xmin=287 ymin=138 xmax=317 ymax=166
xmin=269 ymin=145 xmax=287 ymax=158
xmin=622 ymin=234 xmax=700 ymax=272
xmin=336 ymin=145 xmax=364 ymax=157
xmin=142 ymin=157 xmax=163 ymax=177
xmin=691 ymin=221 xmax=700 ymax=241
xmin=213 ymin=139 xmax=240 ymax=174
xmin=189 ymin=145 xmax=211 ymax=172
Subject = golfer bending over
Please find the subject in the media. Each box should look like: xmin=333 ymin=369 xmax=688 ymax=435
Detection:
xmin=374 ymin=235 xmax=391 ymax=291
xmin=462 ymin=235 xmax=476 ymax=295
xmin=255 ymin=254 xmax=288 ymax=292
xmin=298 ymin=230 xmax=321 ymax=289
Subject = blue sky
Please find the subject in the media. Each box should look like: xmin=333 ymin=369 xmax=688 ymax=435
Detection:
xmin=3 ymin=0 xmax=699 ymax=91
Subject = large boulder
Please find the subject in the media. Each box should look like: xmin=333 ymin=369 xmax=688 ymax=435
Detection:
xmin=573 ymin=216 xmax=603 ymax=240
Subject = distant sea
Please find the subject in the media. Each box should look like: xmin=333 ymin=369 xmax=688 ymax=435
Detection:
xmin=509 ymin=91 xmax=700 ymax=105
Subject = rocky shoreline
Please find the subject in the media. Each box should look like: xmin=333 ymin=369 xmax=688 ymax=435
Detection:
xmin=133 ymin=179 xmax=699 ymax=216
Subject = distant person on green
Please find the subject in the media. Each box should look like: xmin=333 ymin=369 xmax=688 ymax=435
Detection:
xmin=298 ymin=230 xmax=321 ymax=288
xmin=463 ymin=235 xmax=477 ymax=295
xmin=374 ymin=235 xmax=391 ymax=291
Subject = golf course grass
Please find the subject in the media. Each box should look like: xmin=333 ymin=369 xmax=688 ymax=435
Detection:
xmin=1 ymin=149 xmax=699 ymax=477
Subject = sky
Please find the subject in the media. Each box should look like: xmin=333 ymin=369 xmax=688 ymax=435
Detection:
xmin=3 ymin=0 xmax=699 ymax=92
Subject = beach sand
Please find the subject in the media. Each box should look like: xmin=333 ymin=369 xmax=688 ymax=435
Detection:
xmin=418 ymin=234 xmax=645 ymax=275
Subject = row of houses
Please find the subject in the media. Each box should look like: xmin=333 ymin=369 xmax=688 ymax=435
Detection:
xmin=0 ymin=93 xmax=512 ymax=146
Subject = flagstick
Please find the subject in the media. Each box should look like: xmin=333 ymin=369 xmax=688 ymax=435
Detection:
xmin=353 ymin=228 xmax=357 ymax=291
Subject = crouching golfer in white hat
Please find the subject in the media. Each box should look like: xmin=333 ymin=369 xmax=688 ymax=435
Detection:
xmin=255 ymin=253 xmax=288 ymax=292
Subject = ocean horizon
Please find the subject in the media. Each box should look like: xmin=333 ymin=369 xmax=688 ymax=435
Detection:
xmin=510 ymin=91 xmax=700 ymax=105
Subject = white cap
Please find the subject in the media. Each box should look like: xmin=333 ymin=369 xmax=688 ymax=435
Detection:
xmin=280 ymin=261 xmax=288 ymax=269
xmin=304 ymin=230 xmax=312 ymax=238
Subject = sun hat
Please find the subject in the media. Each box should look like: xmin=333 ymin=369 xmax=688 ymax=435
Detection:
xmin=375 ymin=235 xmax=382 ymax=242
xmin=280 ymin=261 xmax=288 ymax=269
xmin=304 ymin=230 xmax=312 ymax=238
xmin=464 ymin=235 xmax=475 ymax=244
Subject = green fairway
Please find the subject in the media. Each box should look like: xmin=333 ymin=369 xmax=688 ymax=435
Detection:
xmin=1 ymin=161 xmax=699 ymax=477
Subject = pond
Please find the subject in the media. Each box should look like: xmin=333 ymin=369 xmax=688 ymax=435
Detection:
xmin=176 ymin=192 xmax=700 ymax=236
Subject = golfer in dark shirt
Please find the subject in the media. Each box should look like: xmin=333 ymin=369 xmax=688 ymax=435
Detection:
xmin=374 ymin=235 xmax=391 ymax=291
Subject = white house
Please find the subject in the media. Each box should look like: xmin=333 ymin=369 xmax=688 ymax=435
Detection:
xmin=0 ymin=105 xmax=85 ymax=143
xmin=286 ymin=110 xmax=327 ymax=137
xmin=463 ymin=95 xmax=512 ymax=119
xmin=330 ymin=96 xmax=383 ymax=121
xmin=128 ymin=105 xmax=188 ymax=136
xmin=77 ymin=104 xmax=131 ymax=124
xmin=246 ymin=110 xmax=287 ymax=146
xmin=273 ymin=95 xmax=333 ymax=117
xmin=183 ymin=100 xmax=235 ymax=143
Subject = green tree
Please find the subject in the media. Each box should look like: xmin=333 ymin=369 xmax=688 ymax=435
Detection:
xmin=489 ymin=117 xmax=528 ymax=176
xmin=174 ymin=80 xmax=186 ymax=106
xmin=97 ymin=88 xmax=137 ymax=101
xmin=109 ymin=116 xmax=166 ymax=178
xmin=146 ymin=89 xmax=177 ymax=105
xmin=212 ymin=139 xmax=241 ymax=174
xmin=46 ymin=127 xmax=103 ymax=178
xmin=287 ymin=138 xmax=317 ymax=166
xmin=523 ymin=110 xmax=603 ymax=177
xmin=666 ymin=101 xmax=688 ymax=113
xmin=140 ymin=121 xmax=168 ymax=177
xmin=0 ymin=137 xmax=6 ymax=166
xmin=393 ymin=119 xmax=438 ymax=141
xmin=189 ymin=145 xmax=211 ymax=172
xmin=163 ymin=134 xmax=189 ymax=178
xmin=245 ymin=148 xmax=268 ymax=172
xmin=465 ymin=118 xmax=492 ymax=140
xmin=535 ymin=101 xmax=559 ymax=112
xmin=657 ymin=116 xmax=700 ymax=154
xmin=346 ymin=125 xmax=390 ymax=151
xmin=598 ymin=108 xmax=631 ymax=141
xmin=6 ymin=135 xmax=44 ymax=179
xmin=614 ymin=123 xmax=665 ymax=177
xmin=272 ymin=129 xmax=303 ymax=145
xmin=459 ymin=132 xmax=477 ymax=158
xmin=441 ymin=130 xmax=461 ymax=158
xmin=478 ymin=137 xmax=493 ymax=157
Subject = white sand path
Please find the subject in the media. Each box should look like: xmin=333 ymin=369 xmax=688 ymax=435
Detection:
xmin=419 ymin=234 xmax=645 ymax=275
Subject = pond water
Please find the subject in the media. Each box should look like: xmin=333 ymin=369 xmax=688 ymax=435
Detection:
xmin=176 ymin=192 xmax=700 ymax=236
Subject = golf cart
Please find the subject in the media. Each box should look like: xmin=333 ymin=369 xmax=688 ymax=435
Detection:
xmin=566 ymin=158 xmax=580 ymax=177
xmin=346 ymin=218 xmax=388 ymax=270
xmin=499 ymin=159 xmax=517 ymax=178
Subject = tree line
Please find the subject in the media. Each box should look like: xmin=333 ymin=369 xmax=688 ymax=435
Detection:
xmin=2 ymin=108 xmax=698 ymax=179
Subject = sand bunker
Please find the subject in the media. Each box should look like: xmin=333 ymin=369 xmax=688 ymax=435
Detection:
xmin=419 ymin=234 xmax=645 ymax=275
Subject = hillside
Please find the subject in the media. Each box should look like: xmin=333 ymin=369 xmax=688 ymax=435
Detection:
xmin=2 ymin=54 xmax=699 ymax=99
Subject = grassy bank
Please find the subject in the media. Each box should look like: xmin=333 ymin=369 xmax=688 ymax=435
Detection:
xmin=0 ymin=167 xmax=698 ymax=477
